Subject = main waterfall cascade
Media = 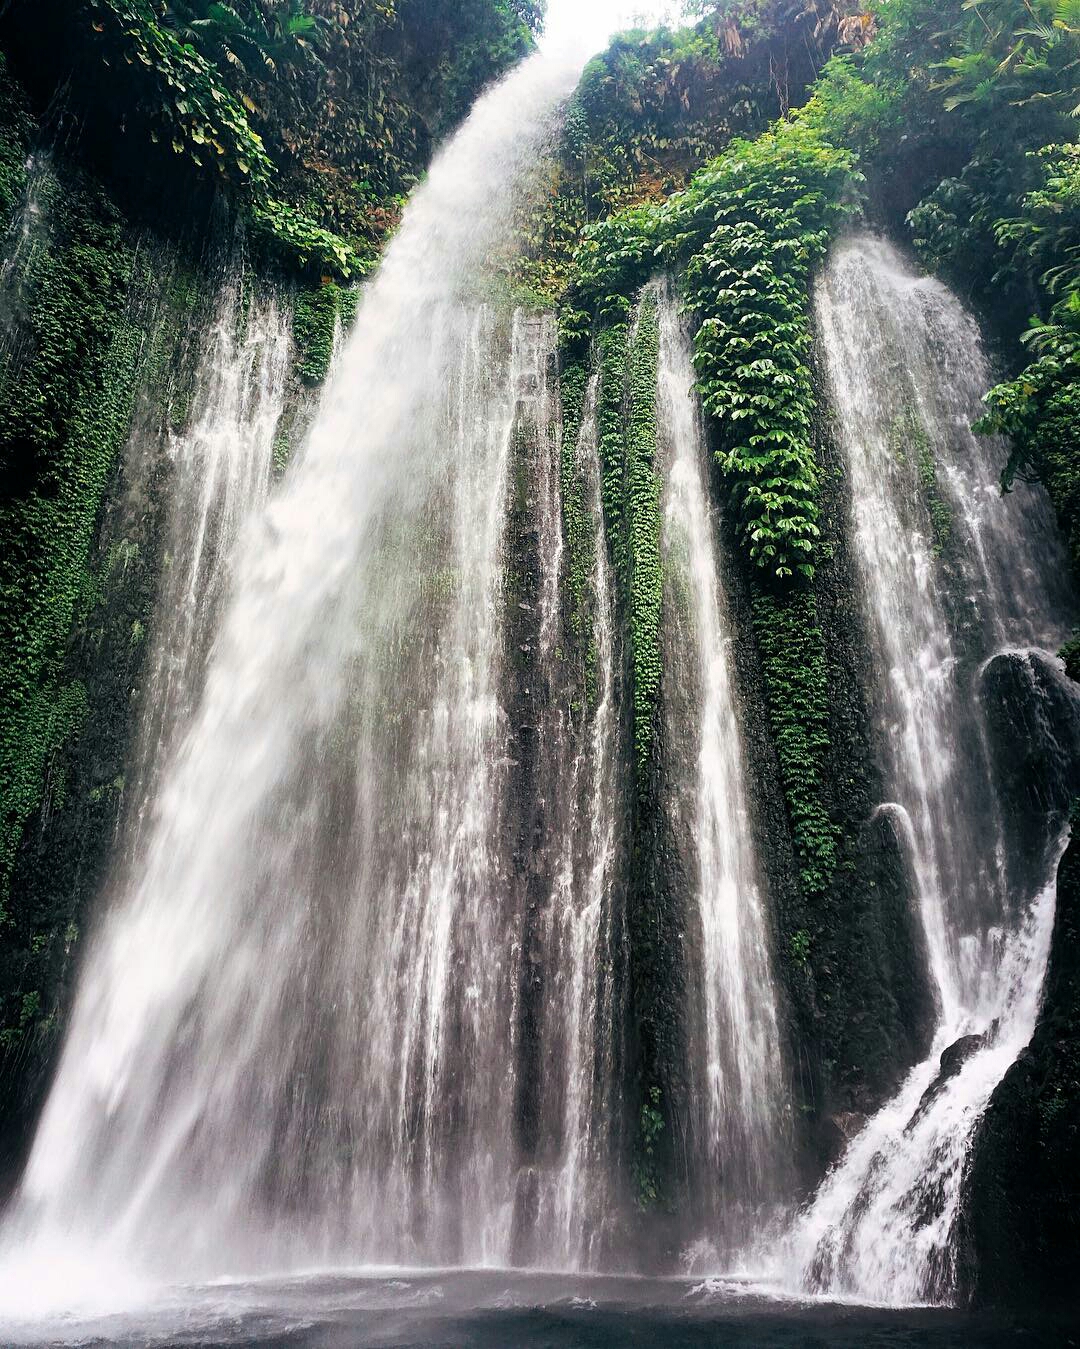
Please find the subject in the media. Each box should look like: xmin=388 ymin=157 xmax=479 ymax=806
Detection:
xmin=781 ymin=234 xmax=1080 ymax=1304
xmin=0 ymin=52 xmax=591 ymax=1287
xmin=655 ymin=288 xmax=788 ymax=1254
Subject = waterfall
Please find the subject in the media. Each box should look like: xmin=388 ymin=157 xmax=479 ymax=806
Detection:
xmin=524 ymin=371 xmax=624 ymax=1268
xmin=122 ymin=276 xmax=292 ymax=861
xmin=0 ymin=51 xmax=583 ymax=1294
xmin=0 ymin=152 xmax=50 ymax=319
xmin=656 ymin=287 xmax=788 ymax=1256
xmin=783 ymin=234 xmax=1078 ymax=1304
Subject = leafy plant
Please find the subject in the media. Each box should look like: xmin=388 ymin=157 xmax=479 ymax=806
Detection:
xmin=564 ymin=118 xmax=854 ymax=581
xmin=632 ymin=1084 xmax=666 ymax=1209
xmin=89 ymin=0 xmax=275 ymax=184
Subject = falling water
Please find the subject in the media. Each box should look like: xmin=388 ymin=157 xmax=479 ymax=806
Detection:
xmin=122 ymin=277 xmax=292 ymax=857
xmin=0 ymin=51 xmax=583 ymax=1297
xmin=526 ymin=372 xmax=624 ymax=1267
xmin=656 ymin=288 xmax=787 ymax=1255
xmin=0 ymin=154 xmax=55 ymax=370
xmin=784 ymin=234 xmax=1078 ymax=1304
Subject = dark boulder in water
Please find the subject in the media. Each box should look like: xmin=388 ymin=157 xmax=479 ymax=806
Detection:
xmin=906 ymin=1034 xmax=986 ymax=1133
xmin=938 ymin=1033 xmax=985 ymax=1080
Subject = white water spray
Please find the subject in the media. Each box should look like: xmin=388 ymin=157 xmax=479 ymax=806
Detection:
xmin=0 ymin=51 xmax=584 ymax=1297
xmin=783 ymin=234 xmax=1076 ymax=1305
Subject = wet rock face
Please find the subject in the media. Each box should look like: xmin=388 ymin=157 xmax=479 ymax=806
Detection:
xmin=979 ymin=650 xmax=1080 ymax=886
xmin=824 ymin=803 xmax=936 ymax=1118
xmin=938 ymin=1034 xmax=985 ymax=1081
xmin=963 ymin=650 xmax=1080 ymax=1308
xmin=907 ymin=1034 xmax=986 ymax=1133
xmin=966 ymin=834 xmax=1080 ymax=1308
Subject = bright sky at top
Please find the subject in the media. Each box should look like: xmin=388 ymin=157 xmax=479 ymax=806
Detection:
xmin=542 ymin=0 xmax=690 ymax=60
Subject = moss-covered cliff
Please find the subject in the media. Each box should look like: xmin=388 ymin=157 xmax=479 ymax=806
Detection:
xmin=542 ymin=0 xmax=1080 ymax=1276
xmin=1 ymin=0 xmax=1080 ymax=1309
xmin=0 ymin=1 xmax=536 ymax=1179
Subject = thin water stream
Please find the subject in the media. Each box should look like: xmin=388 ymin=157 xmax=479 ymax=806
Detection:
xmin=656 ymin=287 xmax=788 ymax=1255
xmin=528 ymin=370 xmax=624 ymax=1267
xmin=123 ymin=277 xmax=292 ymax=861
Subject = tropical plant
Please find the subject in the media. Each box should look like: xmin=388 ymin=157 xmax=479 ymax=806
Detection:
xmin=164 ymin=0 xmax=330 ymax=88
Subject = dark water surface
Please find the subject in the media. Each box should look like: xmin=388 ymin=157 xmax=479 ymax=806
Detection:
xmin=2 ymin=1269 xmax=1075 ymax=1349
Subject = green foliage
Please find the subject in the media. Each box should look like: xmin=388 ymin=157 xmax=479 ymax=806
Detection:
xmin=0 ymin=163 xmax=144 ymax=924
xmin=792 ymin=52 xmax=904 ymax=156
xmin=994 ymin=143 xmax=1080 ymax=302
xmin=0 ymin=53 xmax=30 ymax=218
xmin=292 ymin=278 xmax=355 ymax=384
xmin=715 ymin=0 xmax=1080 ymax=616
xmin=510 ymin=1 xmax=842 ymax=310
xmin=632 ymin=1083 xmax=666 ymax=1210
xmin=675 ymin=125 xmax=854 ymax=579
xmin=252 ymin=197 xmax=365 ymax=277
xmin=585 ymin=294 xmax=664 ymax=777
xmin=571 ymin=21 xmax=763 ymax=209
xmin=761 ymin=0 xmax=1078 ymax=305
xmin=165 ymin=0 xmax=330 ymax=85
xmin=917 ymin=441 xmax=953 ymax=558
xmin=89 ymin=0 xmax=275 ymax=185
xmin=563 ymin=118 xmax=854 ymax=582
xmin=84 ymin=0 xmax=369 ymax=273
xmin=58 ymin=0 xmax=541 ymax=276
xmin=934 ymin=0 xmax=1080 ymax=122
xmin=596 ymin=322 xmax=632 ymax=573
xmin=557 ymin=356 xmax=597 ymax=682
xmin=890 ymin=407 xmax=952 ymax=555
xmin=1060 ymin=630 xmax=1080 ymax=681
xmin=625 ymin=291 xmax=664 ymax=776
xmin=979 ymin=295 xmax=1080 ymax=570
xmin=750 ymin=585 xmax=838 ymax=894
xmin=994 ymin=371 xmax=1080 ymax=567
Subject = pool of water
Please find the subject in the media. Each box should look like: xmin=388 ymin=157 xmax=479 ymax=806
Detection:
xmin=1 ymin=1268 xmax=1074 ymax=1348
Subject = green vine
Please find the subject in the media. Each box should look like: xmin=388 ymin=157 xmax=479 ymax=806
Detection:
xmin=749 ymin=584 xmax=838 ymax=896
xmin=632 ymin=1083 xmax=665 ymax=1210
xmin=670 ymin=125 xmax=854 ymax=582
xmin=557 ymin=355 xmax=596 ymax=679
xmin=90 ymin=0 xmax=275 ymax=185
xmin=625 ymin=289 xmax=663 ymax=777
xmin=586 ymin=291 xmax=663 ymax=778
xmin=891 ymin=407 xmax=952 ymax=556
xmin=0 ymin=169 xmax=149 ymax=925
xmin=562 ymin=120 xmax=855 ymax=584
xmin=596 ymin=321 xmax=631 ymax=576
xmin=292 ymin=278 xmax=356 ymax=385
xmin=0 ymin=54 xmax=30 ymax=218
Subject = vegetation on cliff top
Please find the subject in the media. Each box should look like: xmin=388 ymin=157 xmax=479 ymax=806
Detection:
xmin=2 ymin=0 xmax=543 ymax=277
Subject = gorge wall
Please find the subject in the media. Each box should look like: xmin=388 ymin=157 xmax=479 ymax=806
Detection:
xmin=0 ymin=0 xmax=1079 ymax=1313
